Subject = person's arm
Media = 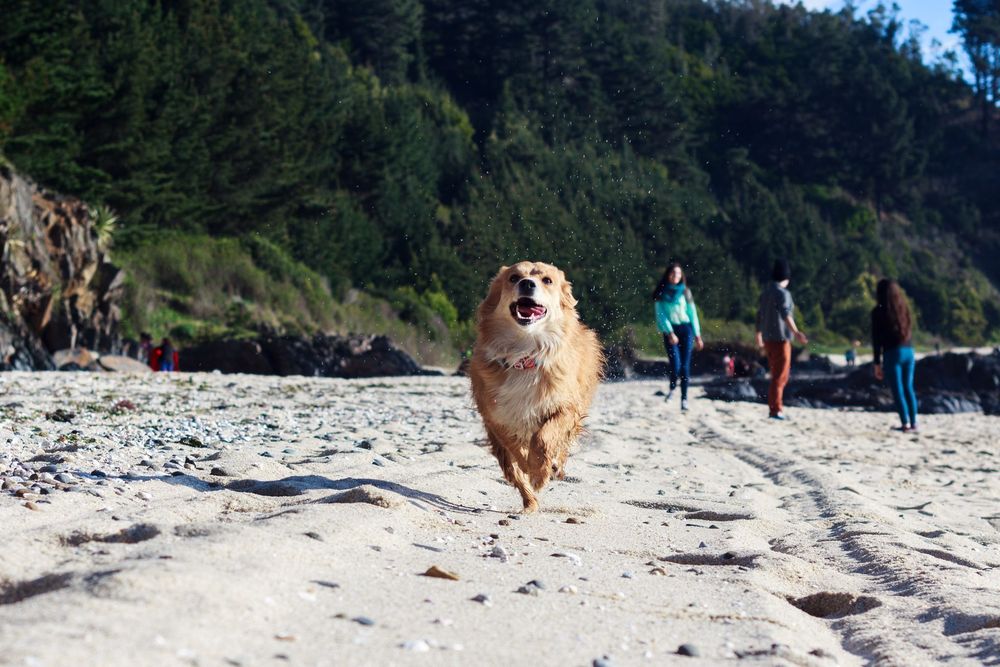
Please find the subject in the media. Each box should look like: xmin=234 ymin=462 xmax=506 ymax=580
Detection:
xmin=654 ymin=300 xmax=673 ymax=333
xmin=655 ymin=300 xmax=677 ymax=343
xmin=781 ymin=291 xmax=808 ymax=344
xmin=755 ymin=297 xmax=764 ymax=348
xmin=783 ymin=313 xmax=809 ymax=344
xmin=686 ymin=292 xmax=704 ymax=350
xmin=872 ymin=311 xmax=884 ymax=380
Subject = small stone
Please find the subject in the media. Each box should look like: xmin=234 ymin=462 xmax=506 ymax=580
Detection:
xmin=498 ymin=519 xmax=510 ymax=526
xmin=565 ymin=517 xmax=583 ymax=524
xmin=372 ymin=458 xmax=386 ymax=467
xmin=23 ymin=501 xmax=39 ymax=511
xmin=649 ymin=567 xmax=667 ymax=575
xmin=90 ymin=470 xmax=108 ymax=478
xmin=54 ymin=473 xmax=76 ymax=484
xmin=356 ymin=440 xmax=373 ymax=450
xmin=677 ymin=644 xmax=700 ymax=657
xmin=550 ymin=552 xmax=582 ymax=566
xmin=490 ymin=546 xmax=509 ymax=562
xmin=210 ymin=467 xmax=230 ymax=477
xmin=593 ymin=657 xmax=614 ymax=667
xmin=421 ymin=565 xmax=459 ymax=581
xmin=352 ymin=616 xmax=375 ymax=626
xmin=400 ymin=640 xmax=430 ymax=652
xmin=470 ymin=593 xmax=492 ymax=606
xmin=698 ymin=541 xmax=708 ymax=548
xmin=657 ymin=489 xmax=666 ymax=495
xmin=526 ymin=579 xmax=545 ymax=590
xmin=137 ymin=491 xmax=152 ymax=501
xmin=516 ymin=585 xmax=539 ymax=596
xmin=621 ymin=571 xmax=633 ymax=579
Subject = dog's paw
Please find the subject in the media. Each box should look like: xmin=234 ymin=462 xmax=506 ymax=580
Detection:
xmin=522 ymin=500 xmax=540 ymax=514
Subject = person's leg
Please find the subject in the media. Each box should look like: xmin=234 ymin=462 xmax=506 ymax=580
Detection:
xmin=773 ymin=341 xmax=791 ymax=415
xmin=676 ymin=324 xmax=693 ymax=401
xmin=901 ymin=346 xmax=918 ymax=428
xmin=664 ymin=333 xmax=679 ymax=392
xmin=764 ymin=342 xmax=790 ymax=416
xmin=884 ymin=347 xmax=909 ymax=427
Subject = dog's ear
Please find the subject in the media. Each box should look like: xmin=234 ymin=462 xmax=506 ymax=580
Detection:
xmin=560 ymin=273 xmax=578 ymax=310
xmin=477 ymin=266 xmax=508 ymax=322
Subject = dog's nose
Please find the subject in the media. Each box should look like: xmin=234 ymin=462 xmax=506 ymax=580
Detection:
xmin=518 ymin=279 xmax=536 ymax=296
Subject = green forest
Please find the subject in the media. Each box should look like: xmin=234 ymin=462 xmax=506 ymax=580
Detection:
xmin=1 ymin=0 xmax=998 ymax=355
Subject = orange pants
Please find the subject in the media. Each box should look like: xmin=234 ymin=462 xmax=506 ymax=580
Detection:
xmin=764 ymin=341 xmax=791 ymax=416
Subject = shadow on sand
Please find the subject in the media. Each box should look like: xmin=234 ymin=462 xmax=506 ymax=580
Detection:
xmin=115 ymin=471 xmax=481 ymax=515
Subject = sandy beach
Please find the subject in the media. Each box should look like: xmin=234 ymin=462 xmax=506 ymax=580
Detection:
xmin=1 ymin=371 xmax=998 ymax=666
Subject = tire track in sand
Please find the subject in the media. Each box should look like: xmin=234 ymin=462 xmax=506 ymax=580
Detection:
xmin=690 ymin=416 xmax=1000 ymax=666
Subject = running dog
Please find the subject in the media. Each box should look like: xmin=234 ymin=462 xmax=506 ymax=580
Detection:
xmin=469 ymin=261 xmax=603 ymax=513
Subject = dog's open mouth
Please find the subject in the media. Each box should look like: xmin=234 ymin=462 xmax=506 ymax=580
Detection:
xmin=510 ymin=297 xmax=548 ymax=325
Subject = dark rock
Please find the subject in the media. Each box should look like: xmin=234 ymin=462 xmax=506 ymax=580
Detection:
xmin=702 ymin=379 xmax=763 ymax=403
xmin=180 ymin=334 xmax=441 ymax=378
xmin=919 ymin=392 xmax=981 ymax=414
xmin=702 ymin=352 xmax=999 ymax=416
xmin=677 ymin=644 xmax=700 ymax=657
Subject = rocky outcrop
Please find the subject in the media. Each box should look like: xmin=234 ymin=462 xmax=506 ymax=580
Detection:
xmin=703 ymin=351 xmax=1000 ymax=415
xmin=0 ymin=165 xmax=124 ymax=369
xmin=181 ymin=334 xmax=442 ymax=378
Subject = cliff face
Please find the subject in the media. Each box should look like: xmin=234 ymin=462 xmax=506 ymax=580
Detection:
xmin=0 ymin=165 xmax=124 ymax=369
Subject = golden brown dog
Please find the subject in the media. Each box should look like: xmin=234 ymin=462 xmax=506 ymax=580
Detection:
xmin=469 ymin=261 xmax=603 ymax=513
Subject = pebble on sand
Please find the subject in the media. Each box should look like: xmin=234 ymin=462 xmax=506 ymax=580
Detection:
xmin=677 ymin=644 xmax=700 ymax=657
xmin=422 ymin=565 xmax=460 ymax=581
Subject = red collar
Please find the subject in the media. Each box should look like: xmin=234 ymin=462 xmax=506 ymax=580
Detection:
xmin=499 ymin=356 xmax=541 ymax=370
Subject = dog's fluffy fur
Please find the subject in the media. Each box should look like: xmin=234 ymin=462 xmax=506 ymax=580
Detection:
xmin=469 ymin=261 xmax=603 ymax=513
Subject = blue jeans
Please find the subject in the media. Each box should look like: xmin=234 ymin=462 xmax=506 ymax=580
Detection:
xmin=884 ymin=345 xmax=917 ymax=427
xmin=663 ymin=324 xmax=693 ymax=400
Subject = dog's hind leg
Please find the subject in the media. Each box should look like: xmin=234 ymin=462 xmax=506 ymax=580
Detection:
xmin=487 ymin=429 xmax=538 ymax=513
xmin=528 ymin=409 xmax=583 ymax=492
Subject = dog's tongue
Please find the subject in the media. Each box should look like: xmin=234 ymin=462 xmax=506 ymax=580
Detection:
xmin=518 ymin=304 xmax=546 ymax=318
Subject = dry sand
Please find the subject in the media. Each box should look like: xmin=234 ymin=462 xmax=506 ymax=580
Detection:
xmin=0 ymin=371 xmax=998 ymax=666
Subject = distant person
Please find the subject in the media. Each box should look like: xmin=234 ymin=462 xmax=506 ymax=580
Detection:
xmin=140 ymin=332 xmax=153 ymax=366
xmin=845 ymin=344 xmax=856 ymax=368
xmin=872 ymin=279 xmax=917 ymax=432
xmin=153 ymin=337 xmax=179 ymax=372
xmin=722 ymin=354 xmax=735 ymax=377
xmin=755 ymin=259 xmax=808 ymax=420
xmin=653 ymin=263 xmax=704 ymax=411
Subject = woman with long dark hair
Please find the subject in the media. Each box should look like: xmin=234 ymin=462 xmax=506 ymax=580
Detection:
xmin=872 ymin=279 xmax=918 ymax=432
xmin=653 ymin=263 xmax=704 ymax=410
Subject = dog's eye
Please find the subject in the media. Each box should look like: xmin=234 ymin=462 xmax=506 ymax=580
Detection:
xmin=508 ymin=274 xmax=519 ymax=283
xmin=542 ymin=277 xmax=553 ymax=285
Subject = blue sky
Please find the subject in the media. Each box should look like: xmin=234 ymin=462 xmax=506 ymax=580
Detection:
xmin=777 ymin=0 xmax=967 ymax=74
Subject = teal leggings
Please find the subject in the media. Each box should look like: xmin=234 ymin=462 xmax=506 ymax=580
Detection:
xmin=884 ymin=346 xmax=917 ymax=427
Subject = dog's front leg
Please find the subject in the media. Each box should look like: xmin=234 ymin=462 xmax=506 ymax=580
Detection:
xmin=486 ymin=426 xmax=538 ymax=513
xmin=528 ymin=409 xmax=582 ymax=492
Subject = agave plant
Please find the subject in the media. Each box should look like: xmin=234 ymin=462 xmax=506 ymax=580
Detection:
xmin=90 ymin=204 xmax=119 ymax=251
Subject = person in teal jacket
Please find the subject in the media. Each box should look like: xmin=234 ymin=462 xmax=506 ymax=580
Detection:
xmin=653 ymin=263 xmax=704 ymax=410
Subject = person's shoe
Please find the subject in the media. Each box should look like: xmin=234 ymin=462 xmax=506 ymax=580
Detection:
xmin=909 ymin=424 xmax=919 ymax=433
xmin=681 ymin=399 xmax=689 ymax=411
xmin=891 ymin=425 xmax=910 ymax=432
xmin=769 ymin=413 xmax=786 ymax=421
xmin=665 ymin=388 xmax=675 ymax=402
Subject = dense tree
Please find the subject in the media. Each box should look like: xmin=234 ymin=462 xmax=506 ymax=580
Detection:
xmin=0 ymin=0 xmax=997 ymax=343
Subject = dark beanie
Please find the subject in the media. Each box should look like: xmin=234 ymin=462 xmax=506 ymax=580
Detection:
xmin=772 ymin=259 xmax=791 ymax=282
